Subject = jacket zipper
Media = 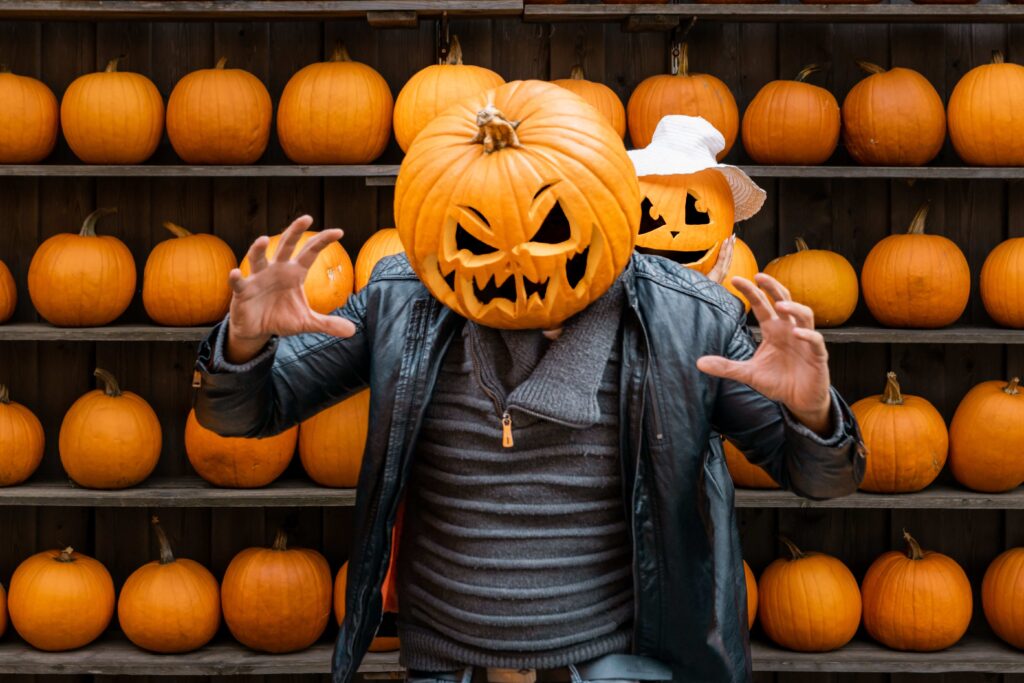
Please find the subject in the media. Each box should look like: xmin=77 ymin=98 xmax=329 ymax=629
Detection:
xmin=467 ymin=328 xmax=515 ymax=449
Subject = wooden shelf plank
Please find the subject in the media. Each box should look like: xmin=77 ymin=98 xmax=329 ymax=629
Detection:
xmin=0 ymin=323 xmax=211 ymax=341
xmin=735 ymin=485 xmax=1024 ymax=510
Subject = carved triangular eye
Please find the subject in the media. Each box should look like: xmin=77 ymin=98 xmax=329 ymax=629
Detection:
xmin=531 ymin=200 xmax=571 ymax=245
xmin=685 ymin=193 xmax=711 ymax=226
xmin=639 ymin=197 xmax=666 ymax=235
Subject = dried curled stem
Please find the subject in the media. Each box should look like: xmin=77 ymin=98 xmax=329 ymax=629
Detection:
xmin=472 ymin=105 xmax=521 ymax=154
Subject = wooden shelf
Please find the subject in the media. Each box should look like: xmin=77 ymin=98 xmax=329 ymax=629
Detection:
xmin=0 ymin=323 xmax=211 ymax=342
xmin=735 ymin=485 xmax=1024 ymax=510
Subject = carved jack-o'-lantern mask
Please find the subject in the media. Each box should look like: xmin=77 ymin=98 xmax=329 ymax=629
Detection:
xmin=395 ymin=80 xmax=640 ymax=330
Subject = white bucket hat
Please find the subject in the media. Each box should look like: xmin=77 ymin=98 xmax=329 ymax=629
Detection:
xmin=627 ymin=115 xmax=766 ymax=222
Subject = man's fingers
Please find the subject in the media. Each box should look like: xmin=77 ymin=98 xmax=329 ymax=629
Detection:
xmin=707 ymin=235 xmax=735 ymax=284
xmin=775 ymin=300 xmax=815 ymax=330
xmin=295 ymin=228 xmax=344 ymax=270
xmin=756 ymin=272 xmax=792 ymax=302
xmin=228 ymin=268 xmax=246 ymax=293
xmin=274 ymin=215 xmax=315 ymax=264
xmin=792 ymin=326 xmax=828 ymax=357
xmin=244 ymin=235 xmax=271 ymax=274
xmin=731 ymin=277 xmax=777 ymax=324
xmin=309 ymin=313 xmax=357 ymax=339
xmin=696 ymin=355 xmax=753 ymax=384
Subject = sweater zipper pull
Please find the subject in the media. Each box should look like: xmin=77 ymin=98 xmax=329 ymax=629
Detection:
xmin=501 ymin=412 xmax=514 ymax=448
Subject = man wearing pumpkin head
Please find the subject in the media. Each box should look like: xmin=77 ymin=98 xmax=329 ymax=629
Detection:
xmin=194 ymin=83 xmax=864 ymax=683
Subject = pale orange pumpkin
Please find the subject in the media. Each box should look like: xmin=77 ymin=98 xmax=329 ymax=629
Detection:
xmin=185 ymin=409 xmax=296 ymax=488
xmin=721 ymin=237 xmax=759 ymax=313
xmin=240 ymin=230 xmax=353 ymax=315
xmin=724 ymin=438 xmax=778 ymax=489
xmin=949 ymin=377 xmax=1024 ymax=493
xmin=551 ymin=65 xmax=627 ymax=139
xmin=28 ymin=208 xmax=136 ymax=327
xmin=59 ymin=368 xmax=161 ymax=490
xmin=143 ymin=222 xmax=237 ymax=326
xmin=167 ymin=58 xmax=272 ymax=165
xmin=354 ymin=228 xmax=405 ymax=291
xmin=861 ymin=204 xmax=970 ymax=328
xmin=743 ymin=560 xmax=758 ymax=630
xmin=0 ymin=66 xmax=58 ymax=163
xmin=299 ymin=389 xmax=369 ymax=488
xmin=8 ymin=547 xmax=115 ymax=651
xmin=334 ymin=561 xmax=399 ymax=652
xmin=60 ymin=57 xmax=164 ymax=164
xmin=983 ymin=547 xmax=1024 ymax=649
xmin=763 ymin=237 xmax=858 ymax=328
xmin=0 ymin=259 xmax=15 ymax=323
xmin=0 ymin=384 xmax=45 ymax=486
xmin=948 ymin=51 xmax=1024 ymax=166
xmin=981 ymin=237 xmax=1024 ymax=328
xmin=278 ymin=45 xmax=394 ymax=164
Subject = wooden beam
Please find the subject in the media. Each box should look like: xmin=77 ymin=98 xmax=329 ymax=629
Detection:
xmin=735 ymin=485 xmax=1024 ymax=511
xmin=366 ymin=10 xmax=419 ymax=28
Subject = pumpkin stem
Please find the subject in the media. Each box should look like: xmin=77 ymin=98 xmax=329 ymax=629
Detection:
xmin=993 ymin=50 xmax=1005 ymax=65
xmin=162 ymin=221 xmax=193 ymax=238
xmin=272 ymin=528 xmax=289 ymax=551
xmin=881 ymin=371 xmax=904 ymax=405
xmin=94 ymin=368 xmax=123 ymax=397
xmin=215 ymin=57 xmax=228 ymax=70
xmin=794 ymin=237 xmax=809 ymax=252
xmin=856 ymin=60 xmax=886 ymax=75
xmin=0 ymin=384 xmax=8 ymax=404
xmin=445 ymin=35 xmax=464 ymax=66
xmin=472 ymin=104 xmax=521 ymax=154
xmin=907 ymin=203 xmax=930 ymax=235
xmin=903 ymin=530 xmax=925 ymax=561
xmin=1005 ymin=377 xmax=1021 ymax=395
xmin=330 ymin=44 xmax=351 ymax=63
xmin=569 ymin=64 xmax=586 ymax=81
xmin=151 ymin=516 xmax=176 ymax=565
xmin=80 ymin=208 xmax=117 ymax=237
xmin=671 ymin=42 xmax=690 ymax=77
xmin=795 ymin=64 xmax=822 ymax=82
xmin=779 ymin=536 xmax=806 ymax=560
xmin=57 ymin=547 xmax=75 ymax=563
xmin=104 ymin=57 xmax=121 ymax=73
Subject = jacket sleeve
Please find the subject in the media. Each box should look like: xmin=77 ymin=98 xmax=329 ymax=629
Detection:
xmin=709 ymin=315 xmax=866 ymax=500
xmin=192 ymin=287 xmax=371 ymax=439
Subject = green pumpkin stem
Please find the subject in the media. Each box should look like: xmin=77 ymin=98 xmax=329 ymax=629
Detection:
xmin=215 ymin=57 xmax=228 ymax=70
xmin=1005 ymin=377 xmax=1021 ymax=395
xmin=779 ymin=536 xmax=806 ymax=561
xmin=472 ymin=105 xmax=521 ymax=154
xmin=0 ymin=384 xmax=9 ymax=404
xmin=151 ymin=516 xmax=176 ymax=564
xmin=331 ymin=44 xmax=351 ymax=63
xmin=907 ymin=203 xmax=930 ymax=235
xmin=856 ymin=60 xmax=886 ymax=76
xmin=993 ymin=51 xmax=1006 ymax=65
xmin=881 ymin=371 xmax=904 ymax=405
xmin=569 ymin=64 xmax=586 ymax=81
xmin=80 ymin=208 xmax=117 ymax=237
xmin=94 ymin=368 xmax=123 ymax=397
xmin=272 ymin=528 xmax=289 ymax=551
xmin=444 ymin=35 xmax=464 ymax=66
xmin=104 ymin=57 xmax=120 ymax=73
xmin=903 ymin=530 xmax=924 ymax=560
xmin=57 ymin=547 xmax=75 ymax=563
xmin=795 ymin=64 xmax=822 ymax=82
xmin=794 ymin=237 xmax=809 ymax=252
xmin=162 ymin=221 xmax=193 ymax=239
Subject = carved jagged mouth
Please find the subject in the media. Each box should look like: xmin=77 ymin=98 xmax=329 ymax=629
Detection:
xmin=636 ymin=245 xmax=713 ymax=265
xmin=436 ymin=244 xmax=591 ymax=306
xmin=473 ymin=273 xmax=522 ymax=304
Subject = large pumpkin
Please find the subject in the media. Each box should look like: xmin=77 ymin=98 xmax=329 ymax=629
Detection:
xmin=983 ymin=547 xmax=1024 ymax=649
xmin=721 ymin=237 xmax=759 ymax=312
xmin=743 ymin=560 xmax=758 ymax=630
xmin=758 ymin=538 xmax=862 ymax=652
xmin=393 ymin=36 xmax=505 ymax=153
xmin=334 ymin=561 xmax=398 ymax=652
xmin=299 ymin=389 xmax=369 ymax=488
xmin=741 ymin=65 xmax=840 ymax=165
xmin=278 ymin=45 xmax=393 ymax=164
xmin=724 ymin=438 xmax=778 ymax=489
xmin=185 ymin=409 xmax=296 ymax=488
xmin=861 ymin=204 xmax=970 ymax=328
xmin=28 ymin=208 xmax=136 ymax=327
xmin=763 ymin=238 xmax=858 ymax=328
xmin=862 ymin=531 xmax=972 ymax=651
xmin=354 ymin=228 xmax=405 ymax=291
xmin=167 ymin=58 xmax=272 ymax=165
xmin=627 ymin=43 xmax=738 ymax=159
xmin=395 ymin=80 xmax=640 ymax=330
xmin=948 ymin=51 xmax=1024 ymax=166
xmin=0 ymin=384 xmax=45 ymax=486
xmin=143 ymin=222 xmax=238 ymax=326
xmin=842 ymin=62 xmax=946 ymax=166
xmin=8 ymin=547 xmax=115 ymax=651
xmin=981 ymin=237 xmax=1024 ymax=328
xmin=59 ymin=368 xmax=162 ymax=490
xmin=240 ymin=230 xmax=354 ymax=315
xmin=949 ymin=377 xmax=1024 ymax=493
xmin=551 ymin=65 xmax=626 ymax=139
xmin=221 ymin=528 xmax=332 ymax=653
xmin=0 ymin=66 xmax=58 ymax=163
xmin=118 ymin=517 xmax=220 ymax=653
xmin=0 ymin=259 xmax=15 ymax=323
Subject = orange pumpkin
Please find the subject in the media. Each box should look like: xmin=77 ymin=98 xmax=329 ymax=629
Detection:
xmin=721 ymin=237 xmax=759 ymax=313
xmin=0 ymin=384 xmax=45 ymax=486
xmin=0 ymin=66 xmax=58 ymax=163
xmin=861 ymin=204 xmax=970 ymax=328
xmin=742 ymin=65 xmax=840 ymax=165
xmin=393 ymin=36 xmax=505 ymax=153
xmin=743 ymin=560 xmax=758 ymax=630
xmin=143 ymin=221 xmax=237 ymax=326
xmin=167 ymin=58 xmax=272 ymax=165
xmin=60 ymin=57 xmax=164 ymax=164
xmin=28 ymin=208 xmax=136 ymax=327
xmin=949 ymin=377 xmax=1024 ymax=493
xmin=354 ymin=228 xmax=405 ymax=291
xmin=334 ymin=561 xmax=399 ymax=652
xmin=758 ymin=538 xmax=862 ymax=652
xmin=948 ymin=51 xmax=1024 ymax=166
xmin=117 ymin=516 xmax=220 ymax=653
xmin=221 ymin=529 xmax=332 ymax=653
xmin=763 ymin=238 xmax=858 ymax=328
xmin=185 ymin=409 xmax=296 ymax=488
xmin=551 ymin=65 xmax=627 ymax=139
xmin=627 ymin=43 xmax=739 ymax=159
xmin=240 ymin=230 xmax=353 ymax=315
xmin=0 ymin=258 xmax=15 ymax=323
xmin=299 ymin=390 xmax=369 ymax=488
xmin=983 ymin=547 xmax=1024 ymax=649
xmin=8 ymin=547 xmax=115 ymax=651
xmin=278 ymin=45 xmax=393 ymax=164
xmin=724 ymin=438 xmax=778 ymax=489
xmin=59 ymin=368 xmax=161 ymax=490
xmin=862 ymin=531 xmax=972 ymax=651
xmin=981 ymin=237 xmax=1024 ymax=328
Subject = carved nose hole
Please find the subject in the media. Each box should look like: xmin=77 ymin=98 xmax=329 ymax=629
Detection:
xmin=531 ymin=201 xmax=571 ymax=245
xmin=685 ymin=193 xmax=711 ymax=226
xmin=456 ymin=223 xmax=499 ymax=255
xmin=639 ymin=197 xmax=666 ymax=235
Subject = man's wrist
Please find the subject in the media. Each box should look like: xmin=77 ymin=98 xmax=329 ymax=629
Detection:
xmin=788 ymin=396 xmax=833 ymax=437
xmin=226 ymin=329 xmax=271 ymax=366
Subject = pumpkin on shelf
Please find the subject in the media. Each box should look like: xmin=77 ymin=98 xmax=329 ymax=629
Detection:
xmin=0 ymin=66 xmax=58 ymax=163
xmin=743 ymin=561 xmax=758 ymax=630
xmin=354 ymin=228 xmax=405 ymax=291
xmin=981 ymin=237 xmax=1024 ymax=328
xmin=721 ymin=237 xmax=759 ymax=313
xmin=393 ymin=35 xmax=505 ymax=153
xmin=278 ymin=45 xmax=394 ymax=165
xmin=724 ymin=438 xmax=778 ymax=489
xmin=627 ymin=43 xmax=739 ymax=159
xmin=949 ymin=377 xmax=1024 ymax=493
xmin=757 ymin=538 xmax=861 ymax=652
xmin=551 ymin=65 xmax=627 ymax=139
xmin=8 ymin=547 xmax=115 ymax=651
xmin=862 ymin=531 xmax=972 ymax=651
xmin=117 ymin=516 xmax=220 ymax=653
xmin=762 ymin=237 xmax=858 ymax=328
xmin=0 ymin=384 xmax=45 ymax=487
xmin=948 ymin=51 xmax=1024 ymax=166
xmin=335 ymin=561 xmax=399 ymax=652
xmin=0 ymin=258 xmax=15 ymax=323
xmin=143 ymin=221 xmax=238 ymax=326
xmin=185 ymin=409 xmax=297 ymax=488
xmin=221 ymin=528 xmax=332 ymax=653
xmin=299 ymin=389 xmax=369 ymax=488
xmin=741 ymin=65 xmax=840 ymax=165
xmin=861 ymin=204 xmax=970 ymax=329
xmin=167 ymin=57 xmax=272 ymax=165
xmin=983 ymin=547 xmax=1024 ymax=649
xmin=841 ymin=62 xmax=946 ymax=166
xmin=59 ymin=368 xmax=161 ymax=490
xmin=28 ymin=208 xmax=136 ymax=327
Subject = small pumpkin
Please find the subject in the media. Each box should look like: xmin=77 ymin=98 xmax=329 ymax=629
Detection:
xmin=0 ymin=258 xmax=15 ymax=323
xmin=59 ymin=368 xmax=161 ymax=490
xmin=278 ymin=45 xmax=393 ymax=164
xmin=724 ymin=438 xmax=778 ymax=489
xmin=721 ymin=237 xmax=759 ymax=313
xmin=948 ymin=51 xmax=1024 ymax=166
xmin=28 ymin=208 xmax=136 ymax=327
xmin=185 ymin=409 xmax=296 ymax=488
xmin=949 ymin=377 xmax=1024 ymax=493
xmin=167 ymin=57 xmax=272 ymax=165
xmin=0 ymin=384 xmax=45 ymax=486
xmin=299 ymin=390 xmax=369 ymax=488
xmin=983 ymin=547 xmax=1024 ymax=649
xmin=240 ymin=230 xmax=353 ymax=315
xmin=0 ymin=66 xmax=58 ymax=163
xmin=118 ymin=516 xmax=220 ymax=653
xmin=981 ymin=237 xmax=1024 ymax=329
xmin=861 ymin=204 xmax=970 ymax=328
xmin=862 ymin=531 xmax=972 ymax=651
xmin=551 ymin=65 xmax=626 ymax=139
xmin=763 ymin=237 xmax=858 ymax=328
xmin=334 ymin=561 xmax=399 ymax=652
xmin=221 ymin=528 xmax=332 ymax=653
xmin=393 ymin=36 xmax=505 ymax=153
xmin=743 ymin=560 xmax=758 ymax=630
xmin=757 ymin=538 xmax=862 ymax=652
xmin=8 ymin=547 xmax=115 ymax=651
xmin=741 ymin=65 xmax=840 ymax=165
xmin=143 ymin=221 xmax=238 ymax=326
xmin=354 ymin=228 xmax=405 ymax=291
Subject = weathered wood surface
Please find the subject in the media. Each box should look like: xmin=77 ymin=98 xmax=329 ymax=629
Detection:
xmin=736 ymin=486 xmax=1024 ymax=510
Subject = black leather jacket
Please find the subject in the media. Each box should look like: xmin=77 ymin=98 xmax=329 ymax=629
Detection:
xmin=193 ymin=254 xmax=865 ymax=683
